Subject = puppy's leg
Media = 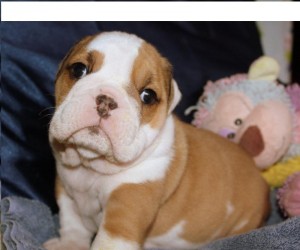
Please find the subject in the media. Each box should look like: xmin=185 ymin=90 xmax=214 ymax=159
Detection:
xmin=44 ymin=183 xmax=92 ymax=250
xmin=91 ymin=182 xmax=162 ymax=250
xmin=91 ymin=226 xmax=140 ymax=250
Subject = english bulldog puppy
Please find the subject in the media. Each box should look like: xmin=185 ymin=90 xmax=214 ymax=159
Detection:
xmin=44 ymin=31 xmax=269 ymax=250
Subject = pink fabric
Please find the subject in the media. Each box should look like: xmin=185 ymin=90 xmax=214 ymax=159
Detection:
xmin=286 ymin=83 xmax=300 ymax=112
xmin=285 ymin=84 xmax=300 ymax=144
xmin=278 ymin=172 xmax=300 ymax=217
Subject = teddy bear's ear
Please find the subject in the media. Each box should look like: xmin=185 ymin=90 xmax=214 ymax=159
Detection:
xmin=248 ymin=56 xmax=280 ymax=81
xmin=168 ymin=79 xmax=182 ymax=115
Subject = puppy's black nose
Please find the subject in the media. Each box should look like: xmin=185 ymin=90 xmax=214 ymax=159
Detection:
xmin=96 ymin=94 xmax=118 ymax=119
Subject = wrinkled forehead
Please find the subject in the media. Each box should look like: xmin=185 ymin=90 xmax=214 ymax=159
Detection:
xmin=87 ymin=32 xmax=143 ymax=82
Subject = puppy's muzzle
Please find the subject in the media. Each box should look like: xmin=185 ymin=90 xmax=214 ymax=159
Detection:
xmin=96 ymin=94 xmax=118 ymax=119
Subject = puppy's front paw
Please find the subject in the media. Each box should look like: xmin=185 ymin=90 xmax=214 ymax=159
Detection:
xmin=43 ymin=237 xmax=89 ymax=250
xmin=91 ymin=230 xmax=141 ymax=250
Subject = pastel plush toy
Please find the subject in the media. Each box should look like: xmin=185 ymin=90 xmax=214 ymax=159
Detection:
xmin=187 ymin=56 xmax=300 ymax=217
xmin=188 ymin=56 xmax=299 ymax=171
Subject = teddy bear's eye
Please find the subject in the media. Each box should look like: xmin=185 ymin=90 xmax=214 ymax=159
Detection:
xmin=140 ymin=89 xmax=158 ymax=105
xmin=200 ymin=95 xmax=208 ymax=103
xmin=70 ymin=62 xmax=88 ymax=79
xmin=234 ymin=118 xmax=243 ymax=126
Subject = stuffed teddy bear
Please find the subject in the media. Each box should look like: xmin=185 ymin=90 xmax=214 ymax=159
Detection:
xmin=187 ymin=56 xmax=299 ymax=170
xmin=186 ymin=56 xmax=300 ymax=217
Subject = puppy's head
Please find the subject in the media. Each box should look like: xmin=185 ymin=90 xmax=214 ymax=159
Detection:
xmin=50 ymin=32 xmax=181 ymax=172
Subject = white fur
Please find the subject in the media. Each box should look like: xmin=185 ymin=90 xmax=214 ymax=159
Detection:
xmin=232 ymin=219 xmax=249 ymax=233
xmin=168 ymin=79 xmax=182 ymax=115
xmin=49 ymin=68 xmax=141 ymax=147
xmin=87 ymin=31 xmax=143 ymax=87
xmin=43 ymin=190 xmax=94 ymax=249
xmin=145 ymin=221 xmax=201 ymax=250
xmin=91 ymin=227 xmax=140 ymax=250
xmin=226 ymin=201 xmax=235 ymax=217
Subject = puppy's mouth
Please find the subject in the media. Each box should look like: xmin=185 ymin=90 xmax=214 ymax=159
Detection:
xmin=66 ymin=125 xmax=112 ymax=160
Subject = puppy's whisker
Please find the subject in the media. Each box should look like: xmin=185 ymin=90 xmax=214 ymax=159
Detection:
xmin=39 ymin=107 xmax=56 ymax=115
xmin=38 ymin=107 xmax=56 ymax=121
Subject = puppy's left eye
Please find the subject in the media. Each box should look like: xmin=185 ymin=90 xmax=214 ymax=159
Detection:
xmin=140 ymin=89 xmax=158 ymax=105
xmin=70 ymin=62 xmax=88 ymax=79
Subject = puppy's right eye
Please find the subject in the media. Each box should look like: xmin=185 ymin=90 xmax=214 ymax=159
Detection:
xmin=70 ymin=62 xmax=88 ymax=79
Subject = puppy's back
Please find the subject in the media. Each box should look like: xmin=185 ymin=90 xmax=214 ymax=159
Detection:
xmin=147 ymin=118 xmax=269 ymax=246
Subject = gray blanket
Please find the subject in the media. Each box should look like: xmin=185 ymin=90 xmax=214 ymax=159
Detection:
xmin=1 ymin=194 xmax=299 ymax=250
xmin=1 ymin=197 xmax=57 ymax=250
xmin=202 ymin=217 xmax=300 ymax=250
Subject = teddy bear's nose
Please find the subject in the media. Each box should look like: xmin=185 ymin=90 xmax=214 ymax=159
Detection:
xmin=95 ymin=94 xmax=118 ymax=119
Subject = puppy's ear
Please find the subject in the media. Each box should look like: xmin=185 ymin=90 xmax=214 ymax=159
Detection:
xmin=161 ymin=56 xmax=181 ymax=115
xmin=168 ymin=79 xmax=182 ymax=115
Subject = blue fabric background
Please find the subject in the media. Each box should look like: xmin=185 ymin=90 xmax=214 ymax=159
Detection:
xmin=1 ymin=22 xmax=263 ymax=212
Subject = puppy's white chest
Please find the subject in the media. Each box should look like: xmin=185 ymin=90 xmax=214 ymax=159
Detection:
xmin=63 ymin=167 xmax=104 ymax=230
xmin=73 ymin=189 xmax=103 ymax=233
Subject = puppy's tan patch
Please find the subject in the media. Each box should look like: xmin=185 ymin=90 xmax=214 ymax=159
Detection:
xmin=55 ymin=36 xmax=104 ymax=106
xmin=103 ymin=118 xmax=269 ymax=246
xmin=148 ymin=121 xmax=269 ymax=244
xmin=130 ymin=42 xmax=173 ymax=129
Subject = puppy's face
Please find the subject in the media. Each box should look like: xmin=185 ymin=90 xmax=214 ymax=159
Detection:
xmin=50 ymin=32 xmax=181 ymax=173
